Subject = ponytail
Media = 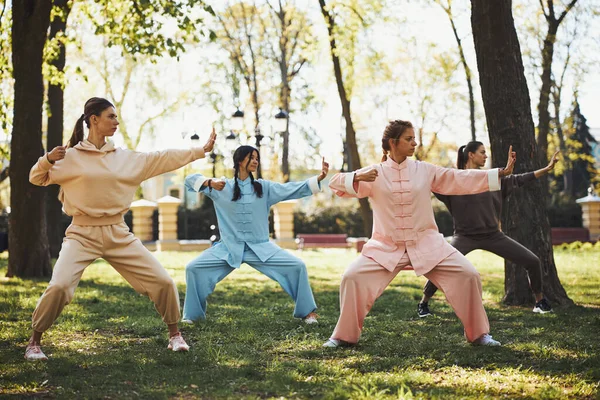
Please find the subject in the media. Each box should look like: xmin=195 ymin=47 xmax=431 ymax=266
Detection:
xmin=456 ymin=145 xmax=467 ymax=169
xmin=68 ymin=114 xmax=86 ymax=148
xmin=457 ymin=141 xmax=484 ymax=169
xmin=68 ymin=97 xmax=115 ymax=148
xmin=381 ymin=120 xmax=413 ymax=161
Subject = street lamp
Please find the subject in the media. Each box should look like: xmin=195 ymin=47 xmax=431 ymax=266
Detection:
xmin=231 ymin=108 xmax=245 ymax=132
xmin=273 ymin=108 xmax=288 ymax=133
xmin=183 ymin=132 xmax=200 ymax=239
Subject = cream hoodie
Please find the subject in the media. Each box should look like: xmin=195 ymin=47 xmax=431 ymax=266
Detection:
xmin=29 ymin=140 xmax=205 ymax=225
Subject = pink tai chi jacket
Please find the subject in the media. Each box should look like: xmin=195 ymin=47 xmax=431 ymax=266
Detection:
xmin=329 ymin=157 xmax=501 ymax=275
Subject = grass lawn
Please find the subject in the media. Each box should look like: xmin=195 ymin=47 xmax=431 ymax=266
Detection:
xmin=1 ymin=247 xmax=599 ymax=399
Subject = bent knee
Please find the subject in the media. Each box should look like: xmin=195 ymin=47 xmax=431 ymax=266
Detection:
xmin=341 ymin=269 xmax=362 ymax=285
xmin=153 ymin=273 xmax=176 ymax=290
xmin=46 ymin=280 xmax=75 ymax=302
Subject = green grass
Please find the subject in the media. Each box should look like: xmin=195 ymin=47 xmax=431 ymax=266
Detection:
xmin=1 ymin=247 xmax=599 ymax=399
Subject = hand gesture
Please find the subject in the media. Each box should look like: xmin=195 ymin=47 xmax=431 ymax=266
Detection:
xmin=355 ymin=167 xmax=378 ymax=182
xmin=203 ymin=126 xmax=217 ymax=153
xmin=318 ymin=157 xmax=330 ymax=182
xmin=210 ymin=179 xmax=226 ymax=191
xmin=546 ymin=150 xmax=559 ymax=171
xmin=501 ymin=145 xmax=516 ymax=177
xmin=47 ymin=146 xmax=66 ymax=163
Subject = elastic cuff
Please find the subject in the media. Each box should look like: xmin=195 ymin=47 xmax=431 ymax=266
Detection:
xmin=192 ymin=147 xmax=206 ymax=160
xmin=39 ymin=155 xmax=54 ymax=170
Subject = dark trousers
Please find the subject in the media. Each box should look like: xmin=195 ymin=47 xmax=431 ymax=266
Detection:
xmin=423 ymin=231 xmax=543 ymax=298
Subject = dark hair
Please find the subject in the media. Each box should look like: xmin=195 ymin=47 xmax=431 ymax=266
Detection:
xmin=68 ymin=97 xmax=115 ymax=147
xmin=381 ymin=120 xmax=414 ymax=161
xmin=457 ymin=141 xmax=484 ymax=169
xmin=232 ymin=145 xmax=263 ymax=201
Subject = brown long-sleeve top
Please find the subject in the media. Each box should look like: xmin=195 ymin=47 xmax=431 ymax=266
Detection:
xmin=434 ymin=172 xmax=537 ymax=236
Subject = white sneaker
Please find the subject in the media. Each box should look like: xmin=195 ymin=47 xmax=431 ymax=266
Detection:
xmin=25 ymin=344 xmax=48 ymax=361
xmin=181 ymin=319 xmax=194 ymax=325
xmin=473 ymin=333 xmax=501 ymax=346
xmin=303 ymin=312 xmax=319 ymax=325
xmin=168 ymin=333 xmax=190 ymax=352
xmin=322 ymin=338 xmax=342 ymax=348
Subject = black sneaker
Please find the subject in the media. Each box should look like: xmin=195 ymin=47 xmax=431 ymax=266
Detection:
xmin=418 ymin=302 xmax=432 ymax=318
xmin=533 ymin=298 xmax=553 ymax=314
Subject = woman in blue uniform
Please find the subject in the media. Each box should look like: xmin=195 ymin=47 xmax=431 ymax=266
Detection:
xmin=182 ymin=145 xmax=329 ymax=323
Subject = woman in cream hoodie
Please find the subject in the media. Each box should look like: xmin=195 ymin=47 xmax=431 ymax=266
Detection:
xmin=25 ymin=97 xmax=216 ymax=360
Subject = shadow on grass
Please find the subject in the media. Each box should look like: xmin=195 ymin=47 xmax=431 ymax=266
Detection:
xmin=2 ymin=266 xmax=599 ymax=398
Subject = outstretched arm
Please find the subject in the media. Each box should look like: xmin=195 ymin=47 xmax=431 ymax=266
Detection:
xmin=266 ymin=158 xmax=330 ymax=206
xmin=534 ymin=150 xmax=559 ymax=178
xmin=141 ymin=128 xmax=216 ymax=181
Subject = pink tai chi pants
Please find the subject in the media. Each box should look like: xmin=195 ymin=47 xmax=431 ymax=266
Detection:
xmin=330 ymin=251 xmax=489 ymax=343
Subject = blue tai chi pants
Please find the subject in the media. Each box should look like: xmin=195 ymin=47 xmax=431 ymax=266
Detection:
xmin=183 ymin=245 xmax=317 ymax=321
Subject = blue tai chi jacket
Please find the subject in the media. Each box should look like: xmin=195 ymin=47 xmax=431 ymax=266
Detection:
xmin=185 ymin=174 xmax=321 ymax=268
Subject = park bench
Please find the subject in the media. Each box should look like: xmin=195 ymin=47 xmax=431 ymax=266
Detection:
xmin=550 ymin=227 xmax=590 ymax=245
xmin=296 ymin=233 xmax=351 ymax=250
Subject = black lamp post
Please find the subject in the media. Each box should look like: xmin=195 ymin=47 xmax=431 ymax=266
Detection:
xmin=183 ymin=133 xmax=200 ymax=239
xmin=273 ymin=108 xmax=288 ymax=133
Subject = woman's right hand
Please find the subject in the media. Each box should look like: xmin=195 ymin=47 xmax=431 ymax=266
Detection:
xmin=354 ymin=168 xmax=378 ymax=182
xmin=47 ymin=146 xmax=66 ymax=163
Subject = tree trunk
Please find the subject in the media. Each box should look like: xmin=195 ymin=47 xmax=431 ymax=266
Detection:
xmin=319 ymin=0 xmax=372 ymax=237
xmin=8 ymin=0 xmax=52 ymax=278
xmin=470 ymin=0 xmax=572 ymax=305
xmin=446 ymin=5 xmax=477 ymax=141
xmin=536 ymin=0 xmax=578 ymax=161
xmin=536 ymin=22 xmax=559 ymax=160
xmin=276 ymin=3 xmax=291 ymax=182
xmin=47 ymin=0 xmax=71 ymax=259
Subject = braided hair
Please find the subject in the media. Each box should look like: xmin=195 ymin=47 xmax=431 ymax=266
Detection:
xmin=381 ymin=120 xmax=414 ymax=161
xmin=456 ymin=141 xmax=484 ymax=169
xmin=232 ymin=145 xmax=263 ymax=201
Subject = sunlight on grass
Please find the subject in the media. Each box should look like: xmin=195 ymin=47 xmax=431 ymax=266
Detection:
xmin=0 ymin=247 xmax=598 ymax=398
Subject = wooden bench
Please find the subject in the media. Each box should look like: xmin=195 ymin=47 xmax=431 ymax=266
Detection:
xmin=550 ymin=227 xmax=590 ymax=245
xmin=296 ymin=233 xmax=351 ymax=250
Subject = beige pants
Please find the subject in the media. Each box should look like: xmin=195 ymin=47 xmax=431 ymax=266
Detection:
xmin=331 ymin=251 xmax=489 ymax=343
xmin=32 ymin=222 xmax=180 ymax=333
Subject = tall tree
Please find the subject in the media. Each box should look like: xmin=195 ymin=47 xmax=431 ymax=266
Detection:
xmin=217 ymin=2 xmax=264 ymax=143
xmin=0 ymin=0 xmax=12 ymax=186
xmin=46 ymin=0 xmax=72 ymax=259
xmin=9 ymin=0 xmax=213 ymax=278
xmin=318 ymin=0 xmax=373 ymax=236
xmin=433 ymin=0 xmax=477 ymax=141
xmin=8 ymin=0 xmax=53 ymax=277
xmin=536 ymin=0 xmax=578 ymax=159
xmin=262 ymin=0 xmax=313 ymax=182
xmin=470 ymin=0 xmax=572 ymax=305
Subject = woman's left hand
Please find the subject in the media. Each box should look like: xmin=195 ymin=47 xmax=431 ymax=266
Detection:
xmin=546 ymin=150 xmax=559 ymax=171
xmin=203 ymin=126 xmax=217 ymax=153
xmin=501 ymin=145 xmax=516 ymax=177
xmin=318 ymin=157 xmax=329 ymax=182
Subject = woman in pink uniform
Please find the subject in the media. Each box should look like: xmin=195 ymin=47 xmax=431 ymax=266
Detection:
xmin=323 ymin=120 xmax=515 ymax=348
